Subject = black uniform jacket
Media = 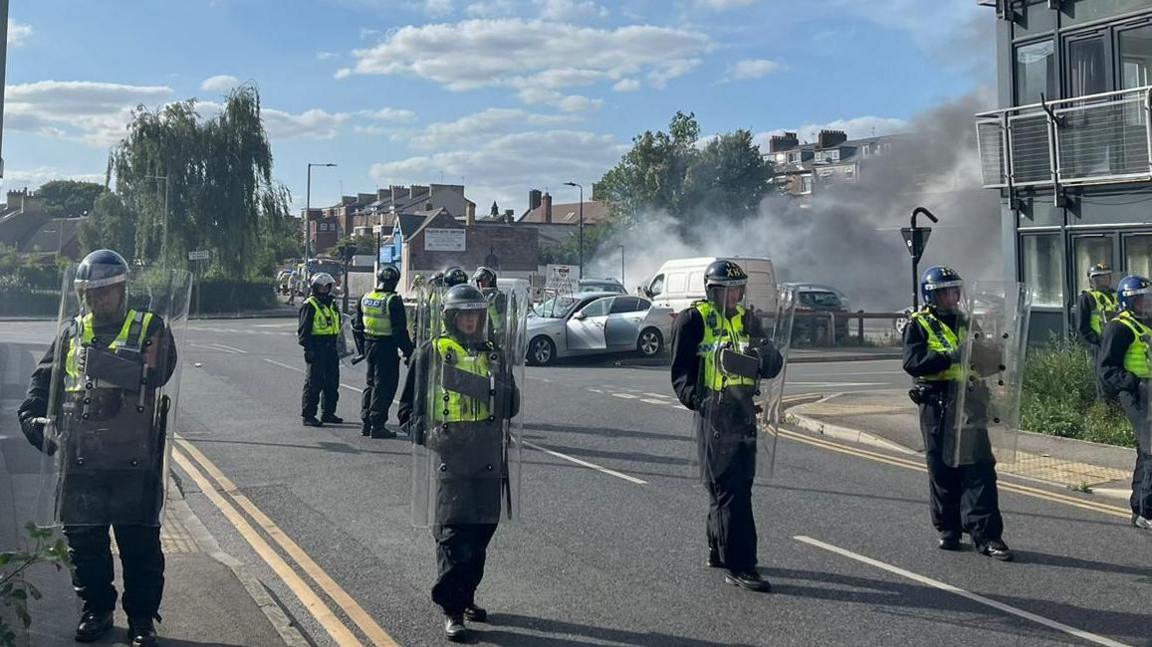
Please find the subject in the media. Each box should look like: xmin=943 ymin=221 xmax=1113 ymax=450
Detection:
xmin=396 ymin=338 xmax=522 ymax=434
xmin=298 ymin=295 xmax=340 ymax=351
xmin=1076 ymin=291 xmax=1102 ymax=348
xmin=1098 ymin=317 xmax=1144 ymax=399
xmin=902 ymin=309 xmax=961 ymax=382
xmin=351 ymin=291 xmax=414 ymax=358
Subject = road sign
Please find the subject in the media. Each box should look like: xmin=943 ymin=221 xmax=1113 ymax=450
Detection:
xmin=188 ymin=250 xmax=209 ymax=261
xmin=899 ymin=227 xmax=931 ymax=263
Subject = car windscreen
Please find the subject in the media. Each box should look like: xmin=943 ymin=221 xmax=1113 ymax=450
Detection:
xmin=534 ymin=295 xmax=581 ymax=318
xmin=798 ymin=291 xmax=843 ymax=308
xmin=580 ymin=281 xmax=625 ymax=293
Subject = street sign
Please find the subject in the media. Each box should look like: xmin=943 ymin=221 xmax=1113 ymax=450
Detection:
xmin=899 ymin=227 xmax=931 ymax=263
xmin=188 ymin=250 xmax=210 ymax=261
xmin=424 ymin=228 xmax=466 ymax=252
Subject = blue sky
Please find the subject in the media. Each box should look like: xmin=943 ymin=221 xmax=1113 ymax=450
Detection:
xmin=3 ymin=0 xmax=994 ymax=213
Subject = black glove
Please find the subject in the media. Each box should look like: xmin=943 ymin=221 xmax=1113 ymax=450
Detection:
xmin=304 ymin=349 xmax=316 ymax=364
xmin=16 ymin=399 xmax=56 ymax=456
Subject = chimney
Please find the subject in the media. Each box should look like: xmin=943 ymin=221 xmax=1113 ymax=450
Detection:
xmin=411 ymin=185 xmax=430 ymax=199
xmin=490 ymin=201 xmax=499 ymax=217
xmin=377 ymin=188 xmax=390 ymax=201
xmin=466 ymin=206 xmax=475 ymax=227
xmin=528 ymin=189 xmax=542 ymax=213
xmin=542 ymin=192 xmax=553 ymax=224
xmin=391 ymin=185 xmax=410 ymax=202
xmin=818 ymin=129 xmax=847 ymax=149
xmin=769 ymin=131 xmax=799 ymax=153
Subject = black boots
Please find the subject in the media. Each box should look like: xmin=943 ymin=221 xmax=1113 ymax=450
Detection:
xmin=127 ymin=617 xmax=159 ymax=647
xmin=74 ymin=610 xmax=113 ymax=642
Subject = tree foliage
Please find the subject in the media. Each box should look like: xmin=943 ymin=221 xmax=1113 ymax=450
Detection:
xmin=79 ymin=192 xmax=137 ymax=260
xmin=36 ymin=180 xmax=106 ymax=219
xmin=106 ymin=84 xmax=292 ymax=278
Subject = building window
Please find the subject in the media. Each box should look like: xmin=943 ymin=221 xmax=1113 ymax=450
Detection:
xmin=842 ymin=166 xmax=856 ymax=180
xmin=1073 ymin=236 xmax=1113 ymax=293
xmin=1015 ymin=39 xmax=1055 ymax=105
xmin=1022 ymin=234 xmax=1064 ymax=308
xmin=1119 ymin=24 xmax=1152 ymax=90
xmin=788 ymin=152 xmax=800 ymax=163
xmin=1065 ymin=0 xmax=1152 ymax=27
xmin=799 ymin=175 xmax=813 ymax=194
xmin=1125 ymin=234 xmax=1152 ymax=278
xmin=1067 ymin=34 xmax=1109 ymax=98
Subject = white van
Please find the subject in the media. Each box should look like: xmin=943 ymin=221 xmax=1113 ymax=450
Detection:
xmin=639 ymin=257 xmax=777 ymax=314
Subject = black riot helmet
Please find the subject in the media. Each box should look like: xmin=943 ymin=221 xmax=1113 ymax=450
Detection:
xmin=443 ymin=266 xmax=469 ymax=288
xmin=473 ymin=266 xmax=497 ymax=290
xmin=704 ymin=259 xmax=748 ymax=313
xmin=429 ymin=271 xmax=446 ymax=288
xmin=75 ymin=249 xmax=130 ymax=320
xmin=442 ymin=284 xmax=489 ymax=341
xmin=376 ymin=264 xmax=400 ymax=291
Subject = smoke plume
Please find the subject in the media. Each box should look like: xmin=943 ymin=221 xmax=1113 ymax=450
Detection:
xmin=586 ymin=90 xmax=1001 ymax=312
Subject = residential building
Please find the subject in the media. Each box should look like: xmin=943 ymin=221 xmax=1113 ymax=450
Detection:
xmin=0 ymin=189 xmax=83 ymax=258
xmin=304 ymin=183 xmax=476 ymax=254
xmin=974 ymin=0 xmax=1152 ymax=338
xmin=765 ymin=130 xmax=907 ymax=197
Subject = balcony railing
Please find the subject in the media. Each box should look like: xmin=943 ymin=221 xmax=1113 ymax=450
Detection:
xmin=975 ymin=85 xmax=1152 ymax=190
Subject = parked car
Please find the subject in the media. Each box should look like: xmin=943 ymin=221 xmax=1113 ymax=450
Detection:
xmin=526 ymin=292 xmax=672 ymax=366
xmin=639 ymin=257 xmax=777 ymax=315
xmin=784 ymin=283 xmax=850 ymax=345
xmin=577 ymin=278 xmax=627 ymax=294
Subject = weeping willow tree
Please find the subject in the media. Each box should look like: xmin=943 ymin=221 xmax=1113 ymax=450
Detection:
xmin=110 ymin=84 xmax=292 ymax=278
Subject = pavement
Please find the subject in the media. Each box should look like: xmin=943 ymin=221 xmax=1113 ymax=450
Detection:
xmin=789 ymin=390 xmax=1137 ymax=500
xmin=2 ymin=320 xmax=1149 ymax=647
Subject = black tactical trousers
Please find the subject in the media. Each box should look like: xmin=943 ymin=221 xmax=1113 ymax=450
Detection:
xmin=918 ymin=400 xmax=1004 ymax=544
xmin=63 ymin=524 xmax=164 ymax=619
xmin=302 ymin=346 xmax=339 ymax=418
xmin=361 ymin=339 xmax=400 ymax=426
xmin=431 ymin=523 xmax=497 ymax=616
xmin=1117 ymin=390 xmax=1152 ymax=516
xmin=706 ymin=473 xmax=757 ymax=571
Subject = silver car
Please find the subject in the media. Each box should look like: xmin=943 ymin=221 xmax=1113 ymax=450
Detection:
xmin=526 ymin=292 xmax=672 ymax=366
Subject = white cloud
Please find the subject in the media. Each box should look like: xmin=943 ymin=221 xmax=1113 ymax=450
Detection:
xmin=361 ymin=107 xmax=418 ymax=122
xmin=754 ymin=115 xmax=910 ymax=149
xmin=723 ymin=58 xmax=780 ymax=82
xmin=316 ymin=51 xmax=339 ymax=60
xmin=8 ymin=20 xmax=32 ymax=47
xmin=613 ymin=78 xmax=640 ymax=92
xmin=4 ymin=80 xmax=174 ymax=146
xmin=425 ymin=0 xmax=454 ymax=16
xmin=342 ymin=19 xmax=711 ymax=98
xmin=465 ymin=0 xmax=606 ymax=19
xmin=696 ymin=0 xmax=760 ymax=7
xmin=4 ymin=167 xmax=104 ymax=189
xmin=371 ymin=128 xmax=625 ymax=209
xmin=537 ymin=0 xmax=606 ymax=20
xmin=262 ymin=108 xmax=351 ymax=140
xmin=200 ymin=74 xmax=241 ymax=92
xmin=516 ymin=88 xmax=602 ymax=112
xmin=403 ymin=107 xmax=576 ymax=149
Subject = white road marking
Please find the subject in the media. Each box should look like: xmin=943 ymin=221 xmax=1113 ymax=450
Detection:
xmin=588 ymin=388 xmax=605 ymax=394
xmin=801 ymin=370 xmax=906 ymax=377
xmin=212 ymin=343 xmax=248 ymax=354
xmin=788 ymin=381 xmax=888 ymax=388
xmin=643 ymin=393 xmax=673 ymax=399
xmin=612 ymin=393 xmax=639 ymax=399
xmin=263 ymin=358 xmax=363 ymax=393
xmin=191 ymin=343 xmax=240 ymax=355
xmin=523 ymin=440 xmax=648 ymax=485
xmin=794 ymin=536 xmax=1131 ymax=647
xmin=640 ymin=399 xmax=669 ymax=405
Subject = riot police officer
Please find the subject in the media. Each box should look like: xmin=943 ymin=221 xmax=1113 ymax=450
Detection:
xmin=352 ymin=265 xmax=413 ymax=438
xmin=902 ymin=266 xmax=1012 ymax=560
xmin=1077 ymin=263 xmax=1118 ymax=351
xmin=298 ymin=272 xmax=343 ymax=427
xmin=670 ymin=260 xmax=782 ymax=593
xmin=473 ymin=266 xmax=508 ymax=340
xmin=1097 ymin=275 xmax=1152 ymax=530
xmin=17 ymin=249 xmax=179 ymax=646
xmin=443 ymin=266 xmax=469 ymax=289
xmin=397 ymin=284 xmax=521 ymax=641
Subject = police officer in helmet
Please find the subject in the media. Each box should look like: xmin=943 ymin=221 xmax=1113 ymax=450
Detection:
xmin=1077 ymin=263 xmax=1118 ymax=351
xmin=298 ymin=272 xmax=343 ymax=427
xmin=352 ymin=265 xmax=413 ymax=438
xmin=473 ymin=267 xmax=509 ymax=339
xmin=1098 ymin=275 xmax=1152 ymax=530
xmin=443 ymin=266 xmax=469 ymax=288
xmin=17 ymin=249 xmax=178 ymax=646
xmin=397 ymin=284 xmax=521 ymax=641
xmin=670 ymin=259 xmax=782 ymax=593
xmin=902 ymin=266 xmax=1012 ymax=560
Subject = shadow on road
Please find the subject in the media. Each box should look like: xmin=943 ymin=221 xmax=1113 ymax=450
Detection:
xmin=478 ymin=613 xmax=757 ymax=647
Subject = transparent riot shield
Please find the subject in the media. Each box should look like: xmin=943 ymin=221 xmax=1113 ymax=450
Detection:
xmin=412 ymin=286 xmax=524 ymax=527
xmin=336 ymin=317 xmax=355 ymax=364
xmin=947 ymin=282 xmax=1030 ymax=468
xmin=757 ymin=286 xmax=796 ymax=480
xmin=37 ymin=264 xmax=192 ymax=528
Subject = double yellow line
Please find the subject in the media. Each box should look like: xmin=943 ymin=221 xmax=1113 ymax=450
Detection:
xmin=172 ymin=439 xmax=400 ymax=647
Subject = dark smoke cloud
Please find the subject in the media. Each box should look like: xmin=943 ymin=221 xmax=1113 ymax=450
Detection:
xmin=588 ymin=90 xmax=1001 ymax=312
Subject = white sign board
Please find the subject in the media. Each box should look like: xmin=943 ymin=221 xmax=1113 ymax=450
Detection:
xmin=188 ymin=250 xmax=210 ymax=261
xmin=424 ymin=228 xmax=466 ymax=252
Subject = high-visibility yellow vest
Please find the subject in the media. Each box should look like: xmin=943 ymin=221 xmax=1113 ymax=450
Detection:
xmin=360 ymin=291 xmax=396 ymax=337
xmin=433 ymin=337 xmax=493 ymax=423
xmin=306 ymin=296 xmax=340 ymax=336
xmin=65 ymin=310 xmax=153 ymax=392
xmin=1115 ymin=310 xmax=1152 ymax=378
xmin=695 ymin=301 xmax=755 ymax=391
xmin=911 ymin=308 xmax=963 ymax=382
xmin=1086 ymin=289 xmax=1119 ymax=335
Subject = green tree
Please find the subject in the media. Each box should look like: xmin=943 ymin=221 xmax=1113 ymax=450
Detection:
xmin=79 ymin=192 xmax=137 ymax=260
xmin=110 ymin=85 xmax=291 ymax=277
xmin=36 ymin=180 xmax=106 ymax=218
xmin=597 ymin=111 xmax=701 ymax=222
xmin=683 ymin=129 xmax=773 ymax=218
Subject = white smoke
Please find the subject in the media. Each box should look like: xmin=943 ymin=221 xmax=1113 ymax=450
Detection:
xmin=586 ymin=90 xmax=1001 ymax=311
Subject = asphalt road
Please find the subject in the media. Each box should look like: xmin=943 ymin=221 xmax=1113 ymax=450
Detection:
xmin=1 ymin=319 xmax=1146 ymax=647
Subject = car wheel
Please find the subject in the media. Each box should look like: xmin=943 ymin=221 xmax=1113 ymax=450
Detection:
xmin=528 ymin=336 xmax=556 ymax=366
xmin=637 ymin=328 xmax=663 ymax=357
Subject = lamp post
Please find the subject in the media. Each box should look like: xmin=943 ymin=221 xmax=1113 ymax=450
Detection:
xmin=144 ymin=174 xmax=168 ymax=263
xmin=618 ymin=244 xmax=625 ymax=287
xmin=304 ymin=162 xmax=338 ymax=265
xmin=563 ymin=181 xmax=584 ymax=279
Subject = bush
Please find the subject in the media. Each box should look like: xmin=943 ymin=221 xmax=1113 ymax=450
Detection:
xmin=1019 ymin=335 xmax=1135 ymax=448
xmin=193 ymin=278 xmax=277 ymax=314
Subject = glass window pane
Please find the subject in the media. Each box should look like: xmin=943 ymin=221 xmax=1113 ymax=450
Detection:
xmin=1067 ymin=36 xmax=1108 ymax=97
xmin=1125 ymin=234 xmax=1152 ymax=278
xmin=1073 ymin=236 xmax=1113 ymax=293
xmin=1119 ymin=25 xmax=1152 ymax=89
xmin=1015 ymin=40 xmax=1055 ymax=105
xmin=1022 ymin=234 xmax=1064 ymax=307
xmin=581 ymin=298 xmax=612 ymax=317
xmin=1065 ymin=0 xmax=1152 ymax=26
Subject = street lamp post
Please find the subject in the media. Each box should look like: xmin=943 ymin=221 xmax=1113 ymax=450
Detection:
xmin=304 ymin=162 xmax=338 ymax=265
xmin=144 ymin=175 xmax=168 ymax=263
xmin=618 ymin=244 xmax=625 ymax=287
xmin=564 ymin=181 xmax=584 ymax=279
